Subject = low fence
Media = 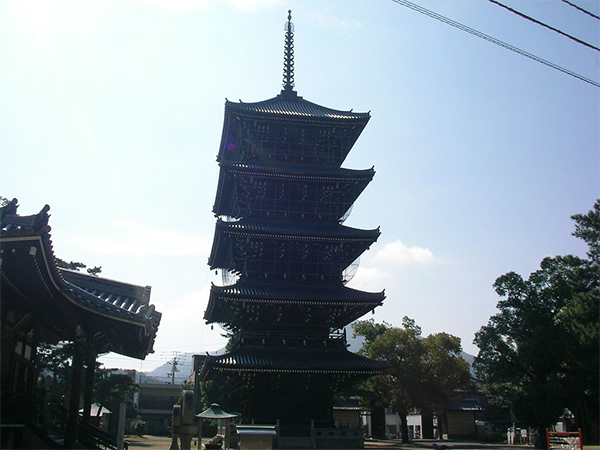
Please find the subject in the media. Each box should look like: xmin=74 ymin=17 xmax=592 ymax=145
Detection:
xmin=546 ymin=429 xmax=583 ymax=450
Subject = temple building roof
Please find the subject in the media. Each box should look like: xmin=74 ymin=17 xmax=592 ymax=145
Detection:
xmin=60 ymin=269 xmax=154 ymax=322
xmin=0 ymin=199 xmax=161 ymax=359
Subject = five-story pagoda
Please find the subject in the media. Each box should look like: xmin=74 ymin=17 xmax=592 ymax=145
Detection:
xmin=200 ymin=11 xmax=386 ymax=430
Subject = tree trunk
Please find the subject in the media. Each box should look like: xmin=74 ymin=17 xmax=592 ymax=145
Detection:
xmin=370 ymin=407 xmax=386 ymax=439
xmin=398 ymin=412 xmax=410 ymax=444
xmin=574 ymin=395 xmax=599 ymax=444
xmin=533 ymin=426 xmax=548 ymax=449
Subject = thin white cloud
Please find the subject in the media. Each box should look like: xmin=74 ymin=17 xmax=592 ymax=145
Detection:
xmin=311 ymin=13 xmax=363 ymax=30
xmin=374 ymin=240 xmax=435 ymax=265
xmin=68 ymin=219 xmax=212 ymax=256
xmin=347 ymin=265 xmax=388 ymax=292
xmin=228 ymin=0 xmax=280 ymax=12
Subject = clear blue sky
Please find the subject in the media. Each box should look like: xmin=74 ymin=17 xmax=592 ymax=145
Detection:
xmin=2 ymin=0 xmax=598 ymax=371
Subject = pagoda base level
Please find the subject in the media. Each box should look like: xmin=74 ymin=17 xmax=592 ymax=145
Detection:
xmin=204 ymin=370 xmax=369 ymax=426
xmin=243 ymin=384 xmax=335 ymax=425
xmin=277 ymin=424 xmax=364 ymax=449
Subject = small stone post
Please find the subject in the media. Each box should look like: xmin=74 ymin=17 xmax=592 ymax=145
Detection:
xmin=179 ymin=390 xmax=196 ymax=450
xmin=169 ymin=405 xmax=181 ymax=450
xmin=117 ymin=402 xmax=126 ymax=450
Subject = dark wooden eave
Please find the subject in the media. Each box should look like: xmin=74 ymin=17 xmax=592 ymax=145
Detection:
xmin=204 ymin=281 xmax=384 ymax=329
xmin=199 ymin=345 xmax=388 ymax=380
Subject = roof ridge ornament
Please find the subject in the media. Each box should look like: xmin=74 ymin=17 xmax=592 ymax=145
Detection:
xmin=281 ymin=10 xmax=297 ymax=97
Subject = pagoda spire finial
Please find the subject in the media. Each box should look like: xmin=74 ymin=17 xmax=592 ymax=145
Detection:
xmin=282 ymin=10 xmax=296 ymax=95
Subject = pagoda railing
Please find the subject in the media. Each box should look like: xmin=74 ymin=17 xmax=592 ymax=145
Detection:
xmin=240 ymin=329 xmax=346 ymax=347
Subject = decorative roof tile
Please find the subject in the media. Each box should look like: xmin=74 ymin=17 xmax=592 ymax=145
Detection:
xmin=0 ymin=198 xmax=50 ymax=237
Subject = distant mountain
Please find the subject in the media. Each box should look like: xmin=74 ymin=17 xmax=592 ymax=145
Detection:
xmin=143 ymin=349 xmax=227 ymax=383
xmin=144 ymin=353 xmax=195 ymax=381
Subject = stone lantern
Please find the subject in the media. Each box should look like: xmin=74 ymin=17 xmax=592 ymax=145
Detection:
xmin=196 ymin=403 xmax=238 ymax=450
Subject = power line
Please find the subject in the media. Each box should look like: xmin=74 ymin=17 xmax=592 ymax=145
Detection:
xmin=488 ymin=0 xmax=599 ymax=51
xmin=561 ymin=0 xmax=600 ymax=21
xmin=389 ymin=0 xmax=600 ymax=88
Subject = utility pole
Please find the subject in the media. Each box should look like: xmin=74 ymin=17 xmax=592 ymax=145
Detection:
xmin=167 ymin=352 xmax=181 ymax=384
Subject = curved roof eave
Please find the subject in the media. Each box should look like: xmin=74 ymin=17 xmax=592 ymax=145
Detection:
xmin=200 ymin=346 xmax=389 ymax=376
xmin=210 ymin=282 xmax=385 ymax=303
xmin=217 ymin=218 xmax=381 ymax=240
xmin=220 ymin=160 xmax=375 ymax=180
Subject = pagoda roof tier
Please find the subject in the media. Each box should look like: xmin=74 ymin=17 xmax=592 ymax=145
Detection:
xmin=225 ymin=95 xmax=370 ymax=121
xmin=208 ymin=219 xmax=380 ymax=281
xmin=217 ymin=95 xmax=370 ymax=166
xmin=0 ymin=200 xmax=161 ymax=359
xmin=210 ymin=219 xmax=380 ymax=248
xmin=213 ymin=161 xmax=375 ymax=222
xmin=216 ymin=160 xmax=375 ymax=181
xmin=199 ymin=346 xmax=388 ymax=380
xmin=204 ymin=282 xmax=384 ymax=330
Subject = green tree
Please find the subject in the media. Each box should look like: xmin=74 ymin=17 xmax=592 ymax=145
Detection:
xmin=94 ymin=369 xmax=140 ymax=416
xmin=571 ymin=200 xmax=599 ymax=263
xmin=55 ymin=257 xmax=102 ymax=276
xmin=128 ymin=416 xmax=146 ymax=436
xmin=37 ymin=342 xmax=77 ymax=405
xmin=353 ymin=317 xmax=471 ymax=443
xmin=37 ymin=344 xmax=140 ymax=423
xmin=474 ymin=201 xmax=599 ymax=447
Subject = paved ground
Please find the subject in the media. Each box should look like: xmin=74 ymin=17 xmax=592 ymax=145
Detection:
xmin=125 ymin=435 xmax=599 ymax=450
xmin=125 ymin=435 xmax=172 ymax=449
